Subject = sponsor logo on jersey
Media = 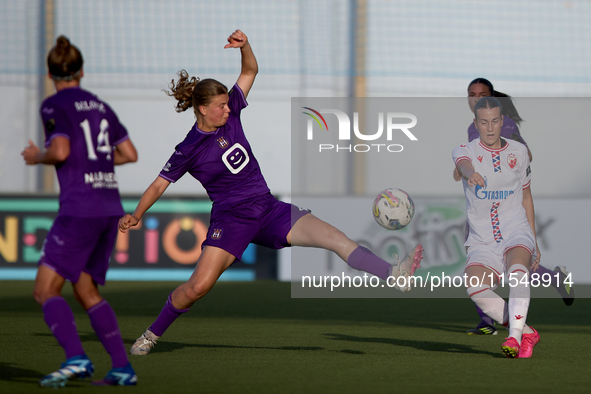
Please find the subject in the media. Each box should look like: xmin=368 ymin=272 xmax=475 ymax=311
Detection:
xmin=477 ymin=155 xmax=483 ymax=162
xmin=475 ymin=176 xmax=514 ymax=200
xmin=217 ymin=137 xmax=229 ymax=149
xmin=507 ymin=153 xmax=517 ymax=169
xmin=526 ymin=165 xmax=531 ymax=176
xmin=84 ymin=171 xmax=119 ymax=189
xmin=222 ymin=143 xmax=250 ymax=174
xmin=162 ymin=162 xmax=171 ymax=172
xmin=515 ymin=315 xmax=524 ymax=320
xmin=212 ymin=229 xmax=223 ymax=239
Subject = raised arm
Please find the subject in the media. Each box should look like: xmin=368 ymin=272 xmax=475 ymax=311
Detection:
xmin=119 ymin=176 xmax=171 ymax=232
xmin=224 ymin=30 xmax=258 ymax=99
xmin=21 ymin=137 xmax=70 ymax=165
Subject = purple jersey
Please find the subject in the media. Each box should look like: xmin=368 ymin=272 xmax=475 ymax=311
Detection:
xmin=467 ymin=116 xmax=527 ymax=145
xmin=159 ymin=84 xmax=270 ymax=205
xmin=40 ymin=87 xmax=128 ymax=217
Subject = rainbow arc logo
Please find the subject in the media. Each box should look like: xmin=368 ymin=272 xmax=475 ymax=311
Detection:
xmin=302 ymin=107 xmax=328 ymax=131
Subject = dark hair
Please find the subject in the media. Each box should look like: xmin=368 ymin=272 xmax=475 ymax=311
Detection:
xmin=474 ymin=97 xmax=502 ymax=120
xmin=468 ymin=78 xmax=523 ymax=126
xmin=47 ymin=35 xmax=83 ymax=81
xmin=166 ymin=70 xmax=228 ymax=118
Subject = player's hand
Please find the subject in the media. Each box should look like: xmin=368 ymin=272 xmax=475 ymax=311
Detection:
xmin=224 ymin=29 xmax=248 ymax=49
xmin=119 ymin=214 xmax=140 ymax=233
xmin=453 ymin=167 xmax=462 ymax=181
xmin=21 ymin=140 xmax=40 ymax=165
xmin=467 ymin=172 xmax=485 ymax=188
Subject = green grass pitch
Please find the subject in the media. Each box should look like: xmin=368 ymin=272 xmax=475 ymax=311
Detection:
xmin=1 ymin=280 xmax=590 ymax=393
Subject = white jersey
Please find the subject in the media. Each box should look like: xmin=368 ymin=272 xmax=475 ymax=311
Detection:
xmin=452 ymin=138 xmax=532 ymax=248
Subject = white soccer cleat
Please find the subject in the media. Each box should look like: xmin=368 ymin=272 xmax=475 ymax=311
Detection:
xmin=390 ymin=244 xmax=424 ymax=292
xmin=130 ymin=327 xmax=160 ymax=356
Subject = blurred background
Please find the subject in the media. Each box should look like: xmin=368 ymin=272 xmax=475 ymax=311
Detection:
xmin=1 ymin=0 xmax=590 ymax=283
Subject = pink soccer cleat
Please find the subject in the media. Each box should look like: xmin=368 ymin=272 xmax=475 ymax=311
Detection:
xmin=399 ymin=244 xmax=424 ymax=276
xmin=501 ymin=337 xmax=520 ymax=358
xmin=518 ymin=327 xmax=540 ymax=358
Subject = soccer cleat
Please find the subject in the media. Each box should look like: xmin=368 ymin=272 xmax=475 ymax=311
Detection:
xmin=466 ymin=323 xmax=498 ymax=336
xmin=400 ymin=244 xmax=424 ymax=276
xmin=39 ymin=354 xmax=94 ymax=388
xmin=390 ymin=244 xmax=424 ymax=292
xmin=130 ymin=327 xmax=160 ymax=355
xmin=501 ymin=337 xmax=520 ymax=358
xmin=554 ymin=266 xmax=574 ymax=306
xmin=518 ymin=327 xmax=540 ymax=358
xmin=92 ymin=362 xmax=137 ymax=386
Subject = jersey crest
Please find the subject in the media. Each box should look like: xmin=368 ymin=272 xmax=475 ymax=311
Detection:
xmin=217 ymin=136 xmax=229 ymax=149
xmin=507 ymin=153 xmax=517 ymax=169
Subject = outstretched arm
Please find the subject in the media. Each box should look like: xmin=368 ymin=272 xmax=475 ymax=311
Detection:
xmin=225 ymin=29 xmax=258 ymax=99
xmin=119 ymin=176 xmax=171 ymax=232
xmin=455 ymin=159 xmax=485 ymax=188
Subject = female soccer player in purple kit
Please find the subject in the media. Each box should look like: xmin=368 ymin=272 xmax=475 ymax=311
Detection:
xmin=119 ymin=30 xmax=423 ymax=356
xmin=455 ymin=78 xmax=574 ymax=336
xmin=21 ymin=36 xmax=138 ymax=387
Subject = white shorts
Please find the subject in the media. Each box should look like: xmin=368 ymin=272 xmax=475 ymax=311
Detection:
xmin=465 ymin=229 xmax=536 ymax=278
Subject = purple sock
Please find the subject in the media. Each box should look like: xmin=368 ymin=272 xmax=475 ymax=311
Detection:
xmin=149 ymin=294 xmax=190 ymax=337
xmin=42 ymin=296 xmax=85 ymax=360
xmin=87 ymin=300 xmax=128 ymax=369
xmin=475 ymin=304 xmax=495 ymax=327
xmin=533 ymin=265 xmax=557 ymax=289
xmin=347 ymin=246 xmax=391 ymax=280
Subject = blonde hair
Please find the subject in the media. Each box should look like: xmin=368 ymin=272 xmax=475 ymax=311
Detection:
xmin=166 ymin=70 xmax=228 ymax=118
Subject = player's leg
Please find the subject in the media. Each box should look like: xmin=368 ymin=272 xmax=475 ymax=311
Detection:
xmin=533 ymin=264 xmax=574 ymax=306
xmin=35 ymin=265 xmax=94 ymax=387
xmin=131 ymin=246 xmax=236 ymax=355
xmin=464 ymin=264 xmax=508 ymax=328
xmin=505 ymin=246 xmax=539 ymax=358
xmin=171 ymin=245 xmax=236 ymax=308
xmin=287 ymin=213 xmax=422 ymax=284
xmin=72 ymin=272 xmax=137 ymax=385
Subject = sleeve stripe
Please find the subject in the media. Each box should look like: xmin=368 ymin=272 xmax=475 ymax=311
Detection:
xmin=522 ymin=180 xmax=531 ymax=189
xmin=158 ymin=174 xmax=176 ymax=183
xmin=112 ymin=135 xmax=129 ymax=146
xmin=454 ymin=156 xmax=471 ymax=166
xmin=44 ymin=133 xmax=70 ymax=148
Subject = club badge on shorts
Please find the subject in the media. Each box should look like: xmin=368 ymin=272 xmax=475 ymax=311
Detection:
xmin=212 ymin=229 xmax=223 ymax=240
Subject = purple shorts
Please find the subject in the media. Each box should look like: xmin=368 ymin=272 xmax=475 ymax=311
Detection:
xmin=202 ymin=194 xmax=310 ymax=260
xmin=39 ymin=215 xmax=119 ymax=285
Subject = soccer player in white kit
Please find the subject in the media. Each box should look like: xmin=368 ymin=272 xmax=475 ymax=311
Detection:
xmin=452 ymin=97 xmax=541 ymax=358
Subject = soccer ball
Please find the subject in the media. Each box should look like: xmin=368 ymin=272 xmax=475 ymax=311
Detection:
xmin=372 ymin=188 xmax=415 ymax=230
